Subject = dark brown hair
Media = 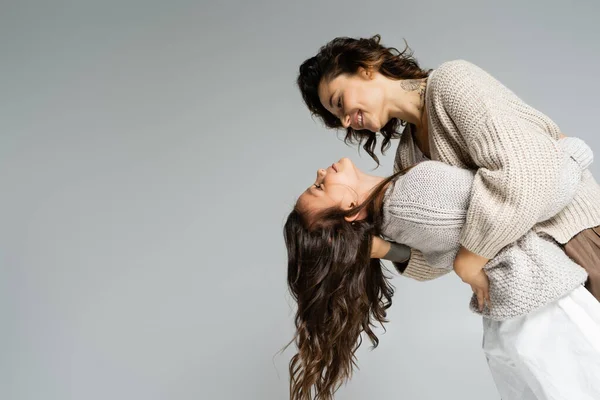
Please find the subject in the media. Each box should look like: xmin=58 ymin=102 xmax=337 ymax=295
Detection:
xmin=297 ymin=34 xmax=430 ymax=166
xmin=283 ymin=169 xmax=406 ymax=399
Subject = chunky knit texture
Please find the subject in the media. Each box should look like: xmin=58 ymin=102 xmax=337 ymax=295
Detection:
xmin=382 ymin=138 xmax=591 ymax=320
xmin=394 ymin=60 xmax=600 ymax=281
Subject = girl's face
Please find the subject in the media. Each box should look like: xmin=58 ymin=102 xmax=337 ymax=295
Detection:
xmin=297 ymin=157 xmax=362 ymax=216
xmin=317 ymin=68 xmax=388 ymax=133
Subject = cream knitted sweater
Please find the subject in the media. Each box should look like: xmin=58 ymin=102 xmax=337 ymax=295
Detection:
xmin=382 ymin=137 xmax=592 ymax=320
xmin=394 ymin=60 xmax=600 ymax=281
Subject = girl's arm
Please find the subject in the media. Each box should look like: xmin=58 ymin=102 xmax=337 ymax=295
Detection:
xmin=373 ymin=236 xmax=449 ymax=280
xmin=371 ymin=236 xmax=410 ymax=263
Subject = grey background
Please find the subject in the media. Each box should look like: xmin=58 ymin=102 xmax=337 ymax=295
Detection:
xmin=1 ymin=0 xmax=599 ymax=399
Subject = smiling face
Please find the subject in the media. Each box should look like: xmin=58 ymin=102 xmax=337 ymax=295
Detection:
xmin=297 ymin=157 xmax=363 ymax=217
xmin=317 ymin=68 xmax=388 ymax=133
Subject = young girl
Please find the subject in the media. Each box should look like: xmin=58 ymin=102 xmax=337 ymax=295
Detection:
xmin=284 ymin=137 xmax=600 ymax=400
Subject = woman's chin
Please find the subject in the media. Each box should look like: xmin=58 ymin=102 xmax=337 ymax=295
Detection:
xmin=361 ymin=124 xmax=378 ymax=133
xmin=370 ymin=119 xmax=383 ymax=133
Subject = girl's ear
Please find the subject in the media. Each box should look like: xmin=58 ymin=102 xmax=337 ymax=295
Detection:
xmin=344 ymin=202 xmax=368 ymax=222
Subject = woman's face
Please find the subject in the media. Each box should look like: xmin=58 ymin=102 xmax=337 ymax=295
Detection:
xmin=317 ymin=68 xmax=387 ymax=133
xmin=297 ymin=157 xmax=362 ymax=216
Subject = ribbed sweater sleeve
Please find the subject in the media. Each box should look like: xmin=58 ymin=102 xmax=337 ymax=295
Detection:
xmin=430 ymin=60 xmax=567 ymax=258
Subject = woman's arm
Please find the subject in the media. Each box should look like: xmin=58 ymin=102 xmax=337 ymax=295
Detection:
xmin=451 ymin=135 xmax=593 ymax=311
xmin=453 ymin=247 xmax=490 ymax=311
xmin=432 ymin=60 xmax=568 ymax=260
xmin=538 ymin=136 xmax=593 ymax=220
xmin=453 ymin=136 xmax=593 ymax=274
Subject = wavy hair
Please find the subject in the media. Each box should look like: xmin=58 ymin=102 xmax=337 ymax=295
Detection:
xmin=283 ymin=169 xmax=407 ymax=399
xmin=297 ymin=34 xmax=430 ymax=166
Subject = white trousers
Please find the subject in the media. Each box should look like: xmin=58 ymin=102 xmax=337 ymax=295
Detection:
xmin=482 ymin=286 xmax=600 ymax=400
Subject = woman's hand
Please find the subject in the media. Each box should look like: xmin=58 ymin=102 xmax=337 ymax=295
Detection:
xmin=454 ymin=246 xmax=491 ymax=311
xmin=371 ymin=236 xmax=391 ymax=259
xmin=463 ymin=269 xmax=491 ymax=312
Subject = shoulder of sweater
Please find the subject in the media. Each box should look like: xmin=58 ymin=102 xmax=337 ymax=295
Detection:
xmin=428 ymin=59 xmax=509 ymax=124
xmin=432 ymin=59 xmax=485 ymax=80
xmin=435 ymin=59 xmax=481 ymax=72
xmin=429 ymin=59 xmax=491 ymax=95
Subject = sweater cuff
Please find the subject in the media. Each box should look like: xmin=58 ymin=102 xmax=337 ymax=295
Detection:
xmin=558 ymin=137 xmax=593 ymax=170
xmin=459 ymin=226 xmax=507 ymax=260
xmin=400 ymin=250 xmax=451 ymax=281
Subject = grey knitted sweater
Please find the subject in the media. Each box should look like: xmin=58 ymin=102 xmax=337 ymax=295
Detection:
xmin=394 ymin=60 xmax=600 ymax=281
xmin=382 ymin=137 xmax=592 ymax=320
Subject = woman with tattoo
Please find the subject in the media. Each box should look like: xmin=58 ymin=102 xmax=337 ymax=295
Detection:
xmin=296 ymin=34 xmax=600 ymax=303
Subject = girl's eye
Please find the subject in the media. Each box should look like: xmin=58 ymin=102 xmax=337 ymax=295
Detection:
xmin=314 ymin=184 xmax=322 ymax=190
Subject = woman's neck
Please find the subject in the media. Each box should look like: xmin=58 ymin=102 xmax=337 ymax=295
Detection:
xmin=412 ymin=107 xmax=430 ymax=158
xmin=387 ymin=78 xmax=427 ymax=127
xmin=387 ymin=78 xmax=430 ymax=157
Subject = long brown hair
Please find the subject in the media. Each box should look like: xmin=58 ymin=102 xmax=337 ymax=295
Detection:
xmin=297 ymin=34 xmax=430 ymax=166
xmin=283 ymin=169 xmax=407 ymax=399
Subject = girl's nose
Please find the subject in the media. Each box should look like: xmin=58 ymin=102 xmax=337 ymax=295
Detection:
xmin=315 ymin=168 xmax=326 ymax=183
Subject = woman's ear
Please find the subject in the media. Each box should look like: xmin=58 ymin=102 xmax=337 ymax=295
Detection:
xmin=358 ymin=66 xmax=375 ymax=80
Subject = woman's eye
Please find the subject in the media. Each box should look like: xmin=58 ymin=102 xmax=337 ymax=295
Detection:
xmin=314 ymin=184 xmax=322 ymax=190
